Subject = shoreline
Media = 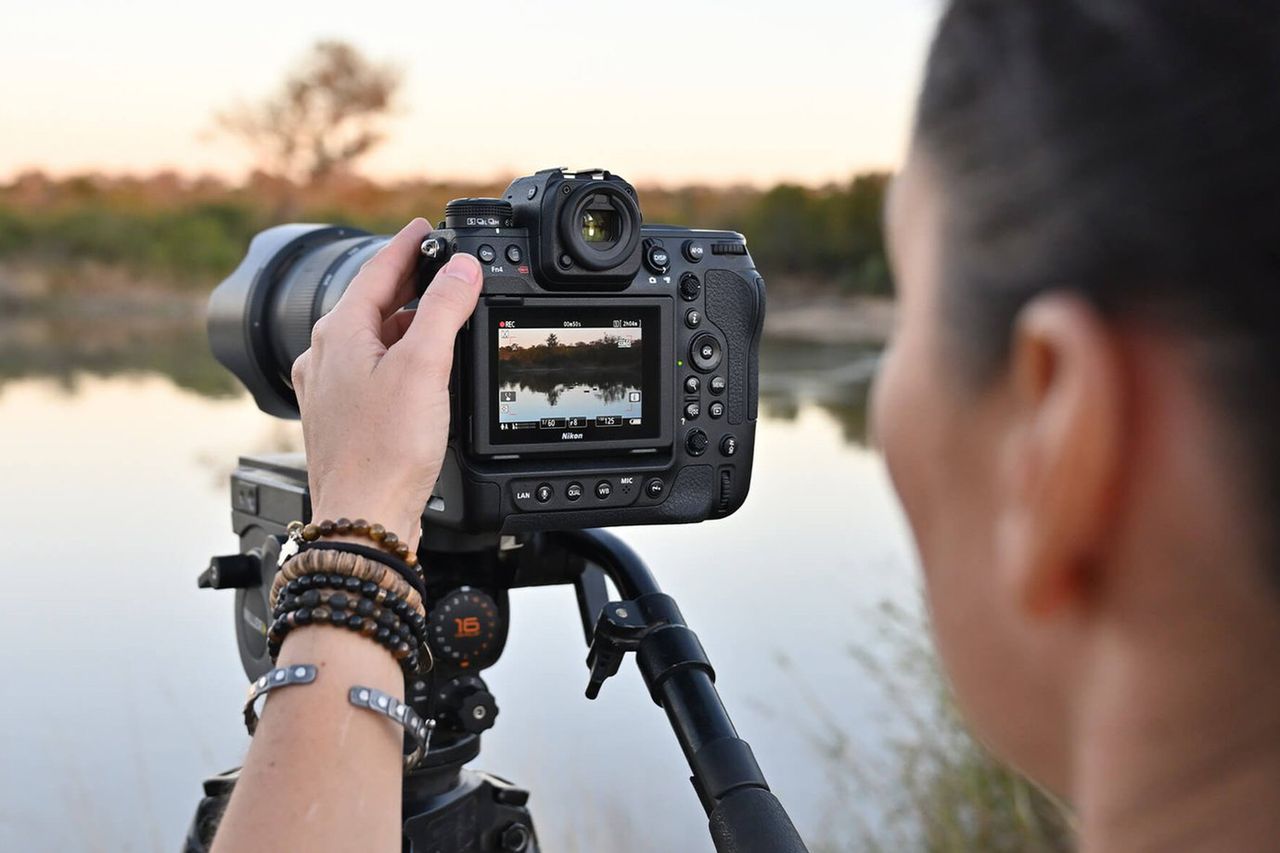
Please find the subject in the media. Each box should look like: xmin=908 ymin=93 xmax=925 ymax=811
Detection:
xmin=1 ymin=263 xmax=894 ymax=348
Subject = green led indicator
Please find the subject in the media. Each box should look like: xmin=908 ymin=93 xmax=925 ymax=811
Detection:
xmin=677 ymin=360 xmax=684 ymax=367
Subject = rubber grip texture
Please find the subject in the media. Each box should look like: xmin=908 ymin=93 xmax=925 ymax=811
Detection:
xmin=709 ymin=786 xmax=809 ymax=853
xmin=703 ymin=271 xmax=765 ymax=426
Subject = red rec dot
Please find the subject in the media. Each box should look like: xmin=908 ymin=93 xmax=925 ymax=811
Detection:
xmin=518 ymin=265 xmax=530 ymax=275
xmin=498 ymin=322 xmax=506 ymax=328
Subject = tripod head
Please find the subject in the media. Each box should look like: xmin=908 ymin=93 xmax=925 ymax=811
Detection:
xmin=192 ymin=454 xmax=807 ymax=853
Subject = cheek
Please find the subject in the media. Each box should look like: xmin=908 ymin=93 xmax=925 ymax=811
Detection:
xmin=872 ymin=325 xmax=1020 ymax=749
xmin=872 ymin=328 xmax=962 ymax=572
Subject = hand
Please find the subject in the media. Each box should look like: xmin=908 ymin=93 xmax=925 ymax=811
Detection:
xmin=290 ymin=218 xmax=483 ymax=549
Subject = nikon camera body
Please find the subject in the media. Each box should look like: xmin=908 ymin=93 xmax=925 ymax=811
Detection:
xmin=209 ymin=168 xmax=765 ymax=535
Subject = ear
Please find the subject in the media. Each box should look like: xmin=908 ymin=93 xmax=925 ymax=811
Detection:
xmin=995 ymin=293 xmax=1126 ymax=618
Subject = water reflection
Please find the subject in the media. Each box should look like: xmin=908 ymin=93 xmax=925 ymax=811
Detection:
xmin=760 ymin=338 xmax=878 ymax=447
xmin=0 ymin=317 xmax=909 ymax=852
xmin=0 ymin=316 xmax=879 ymax=449
xmin=0 ymin=312 xmax=239 ymax=398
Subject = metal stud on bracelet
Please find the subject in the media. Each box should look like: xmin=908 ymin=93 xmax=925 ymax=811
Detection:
xmin=243 ymin=664 xmax=318 ymax=735
xmin=349 ymin=685 xmax=436 ymax=771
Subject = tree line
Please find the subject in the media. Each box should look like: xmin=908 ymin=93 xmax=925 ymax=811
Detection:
xmin=0 ymin=169 xmax=893 ymax=297
xmin=0 ymin=41 xmax=892 ymax=299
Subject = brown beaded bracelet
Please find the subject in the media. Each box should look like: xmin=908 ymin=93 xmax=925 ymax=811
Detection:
xmin=288 ymin=518 xmax=420 ymax=569
xmin=270 ymin=549 xmax=424 ymax=614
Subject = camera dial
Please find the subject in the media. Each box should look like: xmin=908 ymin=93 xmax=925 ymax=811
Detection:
xmin=444 ymin=198 xmax=515 ymax=230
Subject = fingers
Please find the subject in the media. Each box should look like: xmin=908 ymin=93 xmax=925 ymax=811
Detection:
xmin=332 ymin=218 xmax=432 ymax=326
xmin=380 ymin=309 xmax=417 ymax=347
xmin=393 ymin=254 xmax=483 ymax=384
xmin=290 ymin=348 xmax=312 ymax=402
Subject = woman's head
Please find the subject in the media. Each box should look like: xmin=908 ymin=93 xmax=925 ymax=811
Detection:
xmin=873 ymin=0 xmax=1280 ymax=793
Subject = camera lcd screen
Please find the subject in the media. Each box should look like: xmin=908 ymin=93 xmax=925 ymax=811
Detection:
xmin=489 ymin=306 xmax=661 ymax=446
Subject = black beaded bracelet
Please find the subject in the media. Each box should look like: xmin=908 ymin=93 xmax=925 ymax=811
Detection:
xmin=267 ymin=595 xmax=432 ymax=676
xmin=349 ymin=685 xmax=436 ymax=771
xmin=274 ymin=585 xmax=429 ymax=651
xmin=291 ymin=540 xmax=426 ymax=600
xmin=267 ymin=608 xmax=423 ymax=675
xmin=278 ymin=574 xmax=429 ymax=642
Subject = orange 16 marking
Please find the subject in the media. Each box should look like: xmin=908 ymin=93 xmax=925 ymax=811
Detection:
xmin=454 ymin=616 xmax=482 ymax=638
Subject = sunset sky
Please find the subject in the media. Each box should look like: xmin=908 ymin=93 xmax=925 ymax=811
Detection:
xmin=0 ymin=0 xmax=939 ymax=186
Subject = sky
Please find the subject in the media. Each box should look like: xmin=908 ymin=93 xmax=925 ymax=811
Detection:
xmin=0 ymin=0 xmax=940 ymax=187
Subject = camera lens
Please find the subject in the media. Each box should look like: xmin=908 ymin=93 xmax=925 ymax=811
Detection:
xmin=558 ymin=184 xmax=640 ymax=272
xmin=208 ymin=224 xmax=386 ymax=417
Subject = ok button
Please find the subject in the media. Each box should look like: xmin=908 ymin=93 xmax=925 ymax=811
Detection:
xmin=690 ymin=334 xmax=722 ymax=373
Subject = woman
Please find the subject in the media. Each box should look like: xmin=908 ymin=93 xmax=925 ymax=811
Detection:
xmin=213 ymin=1 xmax=1280 ymax=849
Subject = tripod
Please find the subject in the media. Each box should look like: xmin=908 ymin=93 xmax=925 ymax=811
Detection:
xmin=187 ymin=526 xmax=808 ymax=853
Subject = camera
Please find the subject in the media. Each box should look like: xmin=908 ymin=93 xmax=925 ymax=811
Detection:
xmin=208 ymin=167 xmax=765 ymax=535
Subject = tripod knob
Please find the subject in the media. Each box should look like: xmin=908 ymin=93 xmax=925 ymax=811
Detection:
xmin=198 ymin=553 xmax=261 ymax=590
xmin=438 ymin=675 xmax=500 ymax=734
xmin=458 ymin=690 xmax=498 ymax=734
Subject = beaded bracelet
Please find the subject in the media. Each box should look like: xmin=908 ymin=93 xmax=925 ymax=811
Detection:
xmin=243 ymin=663 xmax=317 ymax=735
xmin=267 ymin=606 xmax=423 ymax=676
xmin=271 ymin=549 xmax=424 ymax=614
xmin=295 ymin=540 xmax=427 ymax=600
xmin=287 ymin=518 xmax=420 ymax=569
xmin=267 ymin=583 xmax=433 ymax=676
xmin=274 ymin=584 xmax=429 ymax=652
xmin=350 ymin=685 xmax=436 ymax=771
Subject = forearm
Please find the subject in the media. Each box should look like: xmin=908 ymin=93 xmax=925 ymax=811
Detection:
xmin=211 ymin=624 xmax=405 ymax=853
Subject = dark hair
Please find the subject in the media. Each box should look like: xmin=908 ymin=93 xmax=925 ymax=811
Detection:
xmin=914 ymin=0 xmax=1280 ymax=537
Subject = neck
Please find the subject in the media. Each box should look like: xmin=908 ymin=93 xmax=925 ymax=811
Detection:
xmin=1073 ymin=581 xmax=1280 ymax=852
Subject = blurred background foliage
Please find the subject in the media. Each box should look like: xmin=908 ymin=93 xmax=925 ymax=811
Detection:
xmin=0 ymin=168 xmax=894 ymax=297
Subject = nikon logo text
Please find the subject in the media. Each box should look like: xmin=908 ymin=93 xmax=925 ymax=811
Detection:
xmin=561 ymin=432 xmax=584 ymax=440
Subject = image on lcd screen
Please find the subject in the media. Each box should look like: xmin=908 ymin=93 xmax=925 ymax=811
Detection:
xmin=496 ymin=320 xmax=645 ymax=434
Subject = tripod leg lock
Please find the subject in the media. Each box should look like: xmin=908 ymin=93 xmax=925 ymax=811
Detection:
xmin=691 ymin=737 xmax=769 ymax=807
xmin=637 ymin=625 xmax=715 ymax=705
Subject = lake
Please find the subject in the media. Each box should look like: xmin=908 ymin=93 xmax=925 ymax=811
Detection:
xmin=0 ymin=330 xmax=924 ymax=852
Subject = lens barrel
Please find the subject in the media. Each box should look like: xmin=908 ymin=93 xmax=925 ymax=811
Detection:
xmin=208 ymin=224 xmax=385 ymax=417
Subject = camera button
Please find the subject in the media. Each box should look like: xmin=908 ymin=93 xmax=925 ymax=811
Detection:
xmin=595 ymin=480 xmax=613 ymax=500
xmin=644 ymin=241 xmax=671 ymax=274
xmin=535 ymin=483 xmax=554 ymax=503
xmin=566 ymin=482 xmax=584 ymax=502
xmin=684 ymin=402 xmax=701 ymax=420
xmin=505 ymin=245 xmax=523 ymax=264
xmin=683 ymin=240 xmax=704 ymax=263
xmin=685 ymin=309 xmax=702 ymax=329
xmin=690 ymin=334 xmax=723 ymax=373
xmin=709 ymin=376 xmax=727 ymax=395
xmin=720 ymin=435 xmax=739 ymax=457
xmin=645 ymin=478 xmax=665 ymax=499
xmin=686 ymin=429 xmax=710 ymax=457
xmin=680 ymin=272 xmax=702 ymax=301
xmin=477 ymin=244 xmax=497 ymax=264
xmin=709 ymin=401 xmax=725 ymax=419
xmin=684 ymin=376 xmax=701 ymax=395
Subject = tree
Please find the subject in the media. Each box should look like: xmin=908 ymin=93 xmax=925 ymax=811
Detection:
xmin=546 ymin=333 xmax=559 ymax=348
xmin=216 ymin=41 xmax=401 ymax=184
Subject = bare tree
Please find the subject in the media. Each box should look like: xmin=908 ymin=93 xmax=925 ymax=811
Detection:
xmin=216 ymin=40 xmax=401 ymax=184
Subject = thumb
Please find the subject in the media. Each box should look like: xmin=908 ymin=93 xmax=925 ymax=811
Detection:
xmin=393 ymin=253 xmax=483 ymax=384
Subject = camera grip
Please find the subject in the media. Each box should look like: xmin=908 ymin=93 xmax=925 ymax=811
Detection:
xmin=703 ymin=271 xmax=765 ymax=426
